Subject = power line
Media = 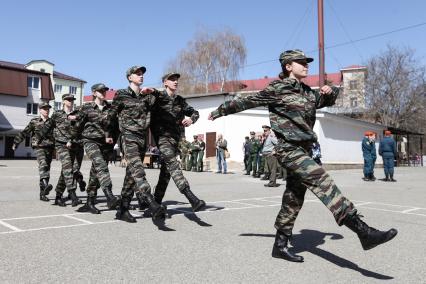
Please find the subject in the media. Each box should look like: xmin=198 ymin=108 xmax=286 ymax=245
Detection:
xmin=145 ymin=21 xmax=426 ymax=86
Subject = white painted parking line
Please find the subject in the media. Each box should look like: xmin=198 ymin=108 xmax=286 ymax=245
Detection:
xmin=0 ymin=220 xmax=22 ymax=232
xmin=63 ymin=215 xmax=94 ymax=224
xmin=0 ymin=197 xmax=425 ymax=235
xmin=401 ymin=208 xmax=421 ymax=214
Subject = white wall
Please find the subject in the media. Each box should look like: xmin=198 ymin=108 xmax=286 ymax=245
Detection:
xmin=183 ymin=95 xmax=386 ymax=164
xmin=316 ymin=113 xmax=385 ymax=164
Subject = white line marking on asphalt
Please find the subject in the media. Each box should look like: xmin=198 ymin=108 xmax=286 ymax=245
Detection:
xmin=353 ymin=202 xmax=372 ymax=206
xmin=0 ymin=196 xmax=425 ymax=235
xmin=0 ymin=220 xmax=22 ymax=232
xmin=227 ymin=201 xmax=262 ymax=207
xmin=63 ymin=215 xmax=94 ymax=224
xmin=401 ymin=208 xmax=421 ymax=214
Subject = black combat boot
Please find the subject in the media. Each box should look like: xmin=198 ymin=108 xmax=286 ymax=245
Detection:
xmin=41 ymin=178 xmax=53 ymax=196
xmin=74 ymin=172 xmax=86 ymax=192
xmin=142 ymin=193 xmax=167 ymax=221
xmin=77 ymin=196 xmax=100 ymax=214
xmin=142 ymin=193 xmax=167 ymax=220
xmin=343 ymin=211 xmax=397 ymax=250
xmin=384 ymin=174 xmax=389 ymax=182
xmin=54 ymin=193 xmax=66 ymax=207
xmin=182 ymin=187 xmax=206 ymax=212
xmin=271 ymin=231 xmax=304 ymax=262
xmin=136 ymin=192 xmax=149 ymax=210
xmin=115 ymin=196 xmax=136 ymax=223
xmin=369 ymin=174 xmax=376 ymax=181
xmin=102 ymin=186 xmax=119 ymax=209
xmin=39 ymin=179 xmax=50 ymax=202
xmin=390 ymin=174 xmax=397 ymax=182
xmin=68 ymin=190 xmax=82 ymax=207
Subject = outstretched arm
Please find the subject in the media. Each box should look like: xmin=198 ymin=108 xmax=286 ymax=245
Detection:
xmin=209 ymin=88 xmax=278 ymax=120
xmin=13 ymin=121 xmax=34 ymax=149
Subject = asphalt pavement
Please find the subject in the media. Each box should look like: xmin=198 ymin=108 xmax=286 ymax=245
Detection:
xmin=0 ymin=159 xmax=425 ymax=283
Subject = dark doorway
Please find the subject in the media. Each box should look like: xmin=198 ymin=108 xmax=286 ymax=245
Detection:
xmin=206 ymin=132 xmax=216 ymax=158
xmin=5 ymin=136 xmax=15 ymax=158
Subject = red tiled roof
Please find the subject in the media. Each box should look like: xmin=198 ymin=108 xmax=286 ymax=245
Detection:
xmin=0 ymin=60 xmax=86 ymax=83
xmin=209 ymin=72 xmax=343 ymax=93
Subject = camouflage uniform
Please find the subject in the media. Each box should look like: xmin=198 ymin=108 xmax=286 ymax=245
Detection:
xmin=197 ymin=140 xmax=205 ymax=172
xmin=189 ymin=138 xmax=202 ymax=172
xmin=37 ymin=101 xmax=84 ymax=206
xmin=109 ymin=87 xmax=155 ymax=199
xmin=13 ymin=113 xmax=55 ymax=200
xmin=247 ymin=137 xmax=261 ymax=176
xmin=178 ymin=138 xmax=191 ymax=170
xmin=150 ymin=84 xmax=205 ymax=212
xmin=210 ymin=76 xmax=355 ymax=233
xmin=74 ymin=95 xmax=119 ymax=212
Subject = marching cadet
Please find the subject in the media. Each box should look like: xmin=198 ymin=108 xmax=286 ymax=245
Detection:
xmin=12 ymin=101 xmax=54 ymax=201
xmin=208 ymin=49 xmax=397 ymax=262
xmin=150 ymin=72 xmax=205 ymax=212
xmin=37 ymin=94 xmax=85 ymax=207
xmin=109 ymin=66 xmax=166 ymax=223
xmin=69 ymin=83 xmax=119 ymax=214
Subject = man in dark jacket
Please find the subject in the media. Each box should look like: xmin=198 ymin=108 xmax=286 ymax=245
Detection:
xmin=379 ymin=130 xmax=397 ymax=182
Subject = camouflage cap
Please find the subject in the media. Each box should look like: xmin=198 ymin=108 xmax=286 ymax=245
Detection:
xmin=38 ymin=101 xmax=52 ymax=109
xmin=126 ymin=66 xmax=147 ymax=78
xmin=91 ymin=83 xmax=109 ymax=92
xmin=62 ymin=93 xmax=76 ymax=100
xmin=279 ymin=49 xmax=314 ymax=65
xmin=162 ymin=72 xmax=181 ymax=82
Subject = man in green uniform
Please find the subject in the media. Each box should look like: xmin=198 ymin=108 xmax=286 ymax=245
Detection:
xmin=150 ymin=73 xmax=205 ymax=212
xmin=246 ymin=131 xmax=260 ymax=176
xmin=108 ymin=66 xmax=166 ymax=223
xmin=208 ymin=49 xmax=397 ymax=262
xmin=13 ymin=101 xmax=54 ymax=201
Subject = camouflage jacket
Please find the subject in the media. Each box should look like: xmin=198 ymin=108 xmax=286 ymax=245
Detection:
xmin=249 ymin=138 xmax=261 ymax=154
xmin=37 ymin=109 xmax=81 ymax=145
xmin=14 ymin=117 xmax=55 ymax=148
xmin=190 ymin=140 xmax=202 ymax=152
xmin=108 ymin=87 xmax=155 ymax=137
xmin=179 ymin=140 xmax=191 ymax=154
xmin=75 ymin=101 xmax=114 ymax=142
xmin=210 ymin=78 xmax=339 ymax=143
xmin=151 ymin=90 xmax=200 ymax=140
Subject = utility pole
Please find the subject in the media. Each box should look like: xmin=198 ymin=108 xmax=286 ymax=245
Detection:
xmin=318 ymin=0 xmax=325 ymax=87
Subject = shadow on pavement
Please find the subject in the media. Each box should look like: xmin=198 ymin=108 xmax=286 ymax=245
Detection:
xmin=239 ymin=229 xmax=393 ymax=280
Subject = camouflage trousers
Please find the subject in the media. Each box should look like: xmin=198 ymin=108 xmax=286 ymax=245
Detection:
xmin=84 ymin=140 xmax=113 ymax=198
xmin=55 ymin=143 xmax=84 ymax=194
xmin=154 ymin=136 xmax=190 ymax=202
xmin=274 ymin=140 xmax=355 ymax=235
xmin=120 ymin=134 xmax=151 ymax=198
xmin=34 ymin=147 xmax=54 ymax=180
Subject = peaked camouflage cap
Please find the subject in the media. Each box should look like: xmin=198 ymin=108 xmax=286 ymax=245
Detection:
xmin=126 ymin=65 xmax=147 ymax=77
xmin=38 ymin=101 xmax=52 ymax=109
xmin=162 ymin=72 xmax=181 ymax=82
xmin=91 ymin=83 xmax=109 ymax=92
xmin=279 ymin=49 xmax=314 ymax=65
